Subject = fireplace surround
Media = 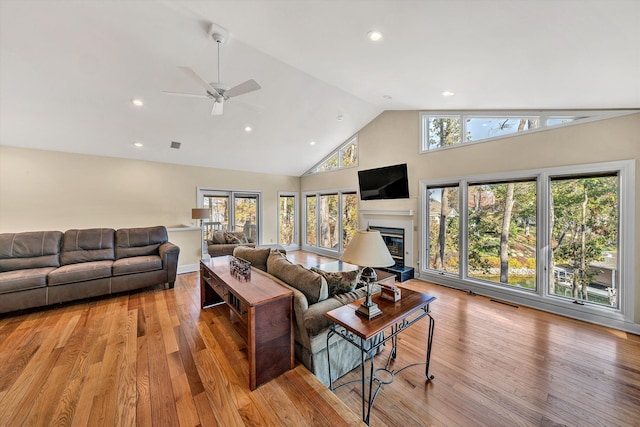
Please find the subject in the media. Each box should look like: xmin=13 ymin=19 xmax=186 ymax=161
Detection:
xmin=368 ymin=225 xmax=415 ymax=282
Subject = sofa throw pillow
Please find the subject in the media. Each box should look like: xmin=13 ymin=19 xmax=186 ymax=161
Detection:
xmin=224 ymin=232 xmax=242 ymax=244
xmin=232 ymin=246 xmax=271 ymax=272
xmin=211 ymin=231 xmax=226 ymax=245
xmin=232 ymin=232 xmax=249 ymax=244
xmin=266 ymin=252 xmax=328 ymax=304
xmin=311 ymin=267 xmax=361 ymax=297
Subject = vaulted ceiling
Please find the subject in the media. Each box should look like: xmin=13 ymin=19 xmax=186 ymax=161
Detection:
xmin=1 ymin=1 xmax=638 ymax=176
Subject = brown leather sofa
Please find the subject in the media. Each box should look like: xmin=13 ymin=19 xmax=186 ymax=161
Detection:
xmin=0 ymin=226 xmax=180 ymax=314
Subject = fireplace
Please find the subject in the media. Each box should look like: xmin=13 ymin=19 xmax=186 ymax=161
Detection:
xmin=368 ymin=226 xmax=405 ymax=268
xmin=368 ymin=225 xmax=414 ymax=282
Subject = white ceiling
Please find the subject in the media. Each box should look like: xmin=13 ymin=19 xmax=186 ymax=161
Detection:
xmin=1 ymin=0 xmax=639 ymax=176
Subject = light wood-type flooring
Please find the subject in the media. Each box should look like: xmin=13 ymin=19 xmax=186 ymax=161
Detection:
xmin=1 ymin=250 xmax=639 ymax=426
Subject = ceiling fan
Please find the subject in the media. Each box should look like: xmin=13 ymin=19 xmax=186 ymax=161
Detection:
xmin=163 ymin=32 xmax=261 ymax=115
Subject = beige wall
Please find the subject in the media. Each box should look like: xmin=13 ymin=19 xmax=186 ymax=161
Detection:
xmin=302 ymin=112 xmax=640 ymax=326
xmin=0 ymin=147 xmax=300 ymax=269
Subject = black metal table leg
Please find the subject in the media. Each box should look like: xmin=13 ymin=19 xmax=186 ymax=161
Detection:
xmin=425 ymin=313 xmax=435 ymax=380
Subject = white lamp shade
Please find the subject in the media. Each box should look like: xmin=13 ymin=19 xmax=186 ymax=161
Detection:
xmin=192 ymin=208 xmax=209 ymax=220
xmin=340 ymin=230 xmax=394 ymax=268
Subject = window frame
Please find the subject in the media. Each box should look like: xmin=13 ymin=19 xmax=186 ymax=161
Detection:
xmin=304 ymin=135 xmax=359 ymax=175
xmin=197 ymin=187 xmax=262 ymax=256
xmin=277 ymin=192 xmax=298 ymax=249
xmin=420 ymin=110 xmax=638 ymax=153
xmin=419 ymin=160 xmax=635 ymax=328
xmin=302 ymin=188 xmax=359 ymax=257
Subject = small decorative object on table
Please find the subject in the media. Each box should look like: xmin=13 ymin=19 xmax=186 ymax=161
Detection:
xmin=380 ymin=282 xmax=401 ymax=302
xmin=229 ymin=256 xmax=251 ymax=281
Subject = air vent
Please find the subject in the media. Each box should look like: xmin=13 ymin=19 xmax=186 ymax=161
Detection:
xmin=170 ymin=141 xmax=181 ymax=149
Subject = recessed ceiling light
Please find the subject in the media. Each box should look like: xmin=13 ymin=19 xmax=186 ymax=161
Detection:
xmin=383 ymin=95 xmax=392 ymax=100
xmin=133 ymin=141 xmax=143 ymax=148
xmin=244 ymin=125 xmax=252 ymax=132
xmin=310 ymin=141 xmax=316 ymax=146
xmin=336 ymin=115 xmax=344 ymax=121
xmin=441 ymin=90 xmax=455 ymax=97
xmin=367 ymin=31 xmax=383 ymax=41
xmin=131 ymin=98 xmax=144 ymax=107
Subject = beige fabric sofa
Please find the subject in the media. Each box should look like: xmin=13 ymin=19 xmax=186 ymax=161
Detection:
xmin=207 ymin=230 xmax=255 ymax=257
xmin=0 ymin=226 xmax=180 ymax=314
xmin=231 ymin=246 xmax=381 ymax=386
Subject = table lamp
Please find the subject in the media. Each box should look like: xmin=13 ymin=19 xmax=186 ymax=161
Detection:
xmin=340 ymin=230 xmax=394 ymax=319
xmin=192 ymin=208 xmax=209 ymax=256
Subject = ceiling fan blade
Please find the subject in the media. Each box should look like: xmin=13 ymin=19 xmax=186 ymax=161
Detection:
xmin=225 ymin=79 xmax=261 ymax=98
xmin=211 ymin=100 xmax=224 ymax=116
xmin=162 ymin=91 xmax=209 ymax=99
xmin=178 ymin=66 xmax=220 ymax=96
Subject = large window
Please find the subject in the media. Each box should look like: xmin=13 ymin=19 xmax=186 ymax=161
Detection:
xmin=342 ymin=192 xmax=358 ymax=247
xmin=234 ymin=194 xmax=258 ymax=242
xmin=319 ymin=194 xmax=339 ymax=249
xmin=420 ymin=160 xmax=634 ymax=326
xmin=427 ymin=185 xmax=460 ymax=274
xmin=549 ymin=174 xmax=619 ymax=307
xmin=466 ymin=180 xmax=537 ymax=290
xmin=420 ymin=111 xmax=634 ymax=152
xmin=305 ymin=136 xmax=358 ymax=175
xmin=304 ymin=190 xmax=358 ymax=255
xmin=278 ymin=193 xmax=297 ymax=247
xmin=305 ymin=195 xmax=317 ymax=246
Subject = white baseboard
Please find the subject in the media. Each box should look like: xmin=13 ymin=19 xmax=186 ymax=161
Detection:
xmin=177 ymin=264 xmax=199 ymax=274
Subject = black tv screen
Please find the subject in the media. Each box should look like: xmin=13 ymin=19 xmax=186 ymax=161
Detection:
xmin=358 ymin=163 xmax=409 ymax=200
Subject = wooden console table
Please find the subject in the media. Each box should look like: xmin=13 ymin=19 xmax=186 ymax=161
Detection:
xmin=200 ymin=256 xmax=294 ymax=390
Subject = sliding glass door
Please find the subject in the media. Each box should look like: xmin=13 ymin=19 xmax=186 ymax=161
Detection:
xmin=198 ymin=188 xmax=261 ymax=256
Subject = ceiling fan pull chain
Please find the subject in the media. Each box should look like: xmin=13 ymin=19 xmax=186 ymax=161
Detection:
xmin=217 ymin=39 xmax=221 ymax=84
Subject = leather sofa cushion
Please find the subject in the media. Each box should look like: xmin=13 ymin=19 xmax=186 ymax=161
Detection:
xmin=112 ymin=255 xmax=162 ymax=276
xmin=115 ymin=226 xmax=167 ymax=259
xmin=0 ymin=267 xmax=55 ymax=293
xmin=48 ymin=260 xmax=113 ymax=286
xmin=61 ymin=229 xmax=115 ymax=265
xmin=266 ymin=252 xmax=327 ymax=304
xmin=232 ymin=246 xmax=271 ymax=272
xmin=0 ymin=231 xmax=63 ymax=272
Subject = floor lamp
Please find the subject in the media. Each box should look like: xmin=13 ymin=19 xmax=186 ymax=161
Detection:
xmin=340 ymin=230 xmax=395 ymax=319
xmin=192 ymin=208 xmax=209 ymax=257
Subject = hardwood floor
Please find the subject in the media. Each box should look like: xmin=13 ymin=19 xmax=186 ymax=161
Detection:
xmin=1 ymin=251 xmax=639 ymax=426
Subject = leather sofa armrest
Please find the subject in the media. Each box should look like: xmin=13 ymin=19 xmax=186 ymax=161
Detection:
xmin=159 ymin=242 xmax=180 ymax=288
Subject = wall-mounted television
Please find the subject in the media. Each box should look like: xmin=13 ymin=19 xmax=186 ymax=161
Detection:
xmin=357 ymin=163 xmax=409 ymax=200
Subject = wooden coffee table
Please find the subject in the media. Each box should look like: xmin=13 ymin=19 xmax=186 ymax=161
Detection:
xmin=200 ymin=256 xmax=294 ymax=390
